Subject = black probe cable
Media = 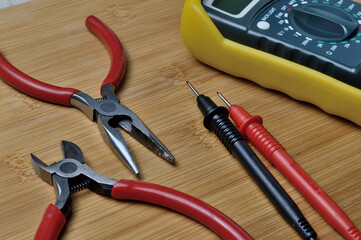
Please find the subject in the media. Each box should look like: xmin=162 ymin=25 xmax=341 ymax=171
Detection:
xmin=187 ymin=82 xmax=317 ymax=240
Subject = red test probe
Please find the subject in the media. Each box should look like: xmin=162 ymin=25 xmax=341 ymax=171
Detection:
xmin=217 ymin=92 xmax=361 ymax=240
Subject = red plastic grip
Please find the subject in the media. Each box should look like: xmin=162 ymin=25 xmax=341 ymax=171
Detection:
xmin=271 ymin=151 xmax=361 ymax=240
xmin=0 ymin=16 xmax=125 ymax=106
xmin=85 ymin=15 xmax=126 ymax=93
xmin=111 ymin=179 xmax=253 ymax=240
xmin=0 ymin=53 xmax=79 ymax=106
xmin=229 ymin=104 xmax=361 ymax=240
xmin=34 ymin=204 xmax=66 ymax=240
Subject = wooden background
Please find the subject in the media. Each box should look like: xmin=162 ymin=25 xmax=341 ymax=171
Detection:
xmin=0 ymin=0 xmax=360 ymax=239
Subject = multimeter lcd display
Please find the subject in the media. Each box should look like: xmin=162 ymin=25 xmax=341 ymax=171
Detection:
xmin=212 ymin=0 xmax=253 ymax=14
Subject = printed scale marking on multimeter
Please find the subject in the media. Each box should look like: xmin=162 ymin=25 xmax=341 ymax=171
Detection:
xmin=202 ymin=0 xmax=361 ymax=89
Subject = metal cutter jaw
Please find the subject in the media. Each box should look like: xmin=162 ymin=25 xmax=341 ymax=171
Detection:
xmin=70 ymin=84 xmax=174 ymax=176
xmin=31 ymin=141 xmax=117 ymax=217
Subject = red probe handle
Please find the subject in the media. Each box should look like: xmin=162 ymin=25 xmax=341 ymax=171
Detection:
xmin=0 ymin=15 xmax=125 ymax=106
xmin=229 ymin=104 xmax=361 ymax=240
xmin=34 ymin=204 xmax=66 ymax=240
xmin=111 ymin=179 xmax=253 ymax=240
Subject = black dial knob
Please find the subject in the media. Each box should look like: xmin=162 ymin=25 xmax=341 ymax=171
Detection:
xmin=289 ymin=4 xmax=359 ymax=41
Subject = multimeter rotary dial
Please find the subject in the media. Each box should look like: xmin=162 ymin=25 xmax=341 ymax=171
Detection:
xmin=290 ymin=4 xmax=359 ymax=41
xmin=246 ymin=0 xmax=361 ymax=88
xmin=201 ymin=0 xmax=361 ymax=88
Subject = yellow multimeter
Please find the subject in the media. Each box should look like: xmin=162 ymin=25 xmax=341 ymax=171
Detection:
xmin=181 ymin=0 xmax=361 ymax=126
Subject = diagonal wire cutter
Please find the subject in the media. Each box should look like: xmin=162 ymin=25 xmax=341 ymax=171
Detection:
xmin=31 ymin=141 xmax=253 ymax=240
xmin=0 ymin=15 xmax=174 ymax=176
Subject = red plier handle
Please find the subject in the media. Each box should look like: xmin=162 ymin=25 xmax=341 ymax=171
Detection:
xmin=34 ymin=204 xmax=66 ymax=240
xmin=0 ymin=15 xmax=126 ymax=106
xmin=35 ymin=179 xmax=253 ymax=240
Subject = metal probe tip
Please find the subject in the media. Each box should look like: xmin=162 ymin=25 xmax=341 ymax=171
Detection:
xmin=186 ymin=81 xmax=200 ymax=96
xmin=217 ymin=92 xmax=231 ymax=107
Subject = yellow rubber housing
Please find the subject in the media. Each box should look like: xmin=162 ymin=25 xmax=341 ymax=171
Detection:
xmin=181 ymin=0 xmax=361 ymax=126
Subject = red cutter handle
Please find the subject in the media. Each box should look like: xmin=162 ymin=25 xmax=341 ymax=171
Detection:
xmin=111 ymin=179 xmax=253 ymax=240
xmin=0 ymin=15 xmax=125 ymax=106
xmin=34 ymin=204 xmax=66 ymax=240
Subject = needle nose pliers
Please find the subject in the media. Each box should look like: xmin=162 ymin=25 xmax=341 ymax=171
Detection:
xmin=0 ymin=16 xmax=174 ymax=176
xmin=31 ymin=141 xmax=253 ymax=240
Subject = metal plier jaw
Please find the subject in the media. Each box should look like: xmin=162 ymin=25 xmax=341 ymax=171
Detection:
xmin=31 ymin=141 xmax=117 ymax=217
xmin=70 ymin=84 xmax=174 ymax=176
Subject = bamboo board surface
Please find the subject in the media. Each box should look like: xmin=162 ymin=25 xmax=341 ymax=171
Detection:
xmin=0 ymin=0 xmax=360 ymax=239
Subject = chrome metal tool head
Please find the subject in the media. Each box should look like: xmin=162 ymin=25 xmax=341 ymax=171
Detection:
xmin=31 ymin=141 xmax=117 ymax=216
xmin=71 ymin=84 xmax=175 ymax=176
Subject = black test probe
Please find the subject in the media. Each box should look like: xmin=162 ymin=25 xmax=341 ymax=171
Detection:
xmin=187 ymin=82 xmax=317 ymax=240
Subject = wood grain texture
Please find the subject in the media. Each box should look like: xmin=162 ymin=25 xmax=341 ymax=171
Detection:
xmin=0 ymin=0 xmax=360 ymax=239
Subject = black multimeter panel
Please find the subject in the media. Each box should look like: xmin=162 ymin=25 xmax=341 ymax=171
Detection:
xmin=202 ymin=0 xmax=361 ymax=89
xmin=211 ymin=0 xmax=254 ymax=14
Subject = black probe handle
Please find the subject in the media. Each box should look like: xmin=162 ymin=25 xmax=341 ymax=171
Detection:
xmin=197 ymin=95 xmax=317 ymax=240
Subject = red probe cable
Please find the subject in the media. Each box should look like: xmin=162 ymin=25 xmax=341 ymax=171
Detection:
xmin=217 ymin=92 xmax=361 ymax=240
